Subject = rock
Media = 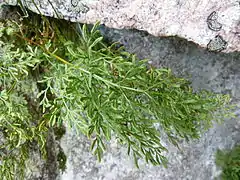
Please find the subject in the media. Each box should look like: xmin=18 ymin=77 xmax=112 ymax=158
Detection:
xmin=59 ymin=27 xmax=240 ymax=180
xmin=1 ymin=3 xmax=240 ymax=180
xmin=4 ymin=0 xmax=240 ymax=53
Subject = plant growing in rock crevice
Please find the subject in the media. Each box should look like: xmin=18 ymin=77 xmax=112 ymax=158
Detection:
xmin=0 ymin=9 xmax=233 ymax=179
xmin=215 ymin=145 xmax=240 ymax=180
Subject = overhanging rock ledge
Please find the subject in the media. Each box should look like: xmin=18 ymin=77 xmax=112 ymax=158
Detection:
xmin=4 ymin=0 xmax=240 ymax=53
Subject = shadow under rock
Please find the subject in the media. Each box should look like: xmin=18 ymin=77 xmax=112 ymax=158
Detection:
xmin=100 ymin=26 xmax=240 ymax=100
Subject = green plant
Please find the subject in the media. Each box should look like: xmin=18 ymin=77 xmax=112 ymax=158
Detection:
xmin=0 ymin=9 xmax=233 ymax=179
xmin=215 ymin=145 xmax=240 ymax=180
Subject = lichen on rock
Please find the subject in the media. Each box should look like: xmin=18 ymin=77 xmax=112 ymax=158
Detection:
xmin=4 ymin=0 xmax=240 ymax=53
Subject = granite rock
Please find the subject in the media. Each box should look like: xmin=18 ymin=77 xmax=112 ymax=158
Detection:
xmin=4 ymin=0 xmax=240 ymax=53
xmin=1 ymin=4 xmax=240 ymax=180
xmin=59 ymin=27 xmax=240 ymax=180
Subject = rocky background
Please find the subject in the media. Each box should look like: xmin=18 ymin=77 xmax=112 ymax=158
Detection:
xmin=4 ymin=0 xmax=240 ymax=53
xmin=59 ymin=27 xmax=240 ymax=180
xmin=1 ymin=2 xmax=240 ymax=180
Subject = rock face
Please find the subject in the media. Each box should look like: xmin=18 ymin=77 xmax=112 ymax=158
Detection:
xmin=4 ymin=0 xmax=240 ymax=53
xmin=59 ymin=27 xmax=240 ymax=180
xmin=1 ymin=3 xmax=240 ymax=180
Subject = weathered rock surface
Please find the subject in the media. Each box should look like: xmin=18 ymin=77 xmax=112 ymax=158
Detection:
xmin=59 ymin=27 xmax=240 ymax=180
xmin=4 ymin=0 xmax=240 ymax=53
xmin=1 ymin=3 xmax=240 ymax=180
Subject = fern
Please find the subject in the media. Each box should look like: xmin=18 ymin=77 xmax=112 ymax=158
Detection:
xmin=215 ymin=146 xmax=240 ymax=180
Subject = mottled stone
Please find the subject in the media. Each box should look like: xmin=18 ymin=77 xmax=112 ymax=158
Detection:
xmin=59 ymin=27 xmax=240 ymax=180
xmin=1 ymin=3 xmax=240 ymax=180
xmin=4 ymin=0 xmax=240 ymax=53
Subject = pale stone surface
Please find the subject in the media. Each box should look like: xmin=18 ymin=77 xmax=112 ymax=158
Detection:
xmin=4 ymin=0 xmax=240 ymax=53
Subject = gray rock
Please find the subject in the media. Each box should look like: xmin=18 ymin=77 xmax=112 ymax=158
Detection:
xmin=3 ymin=0 xmax=240 ymax=53
xmin=1 ymin=4 xmax=240 ymax=180
xmin=59 ymin=27 xmax=240 ymax=180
